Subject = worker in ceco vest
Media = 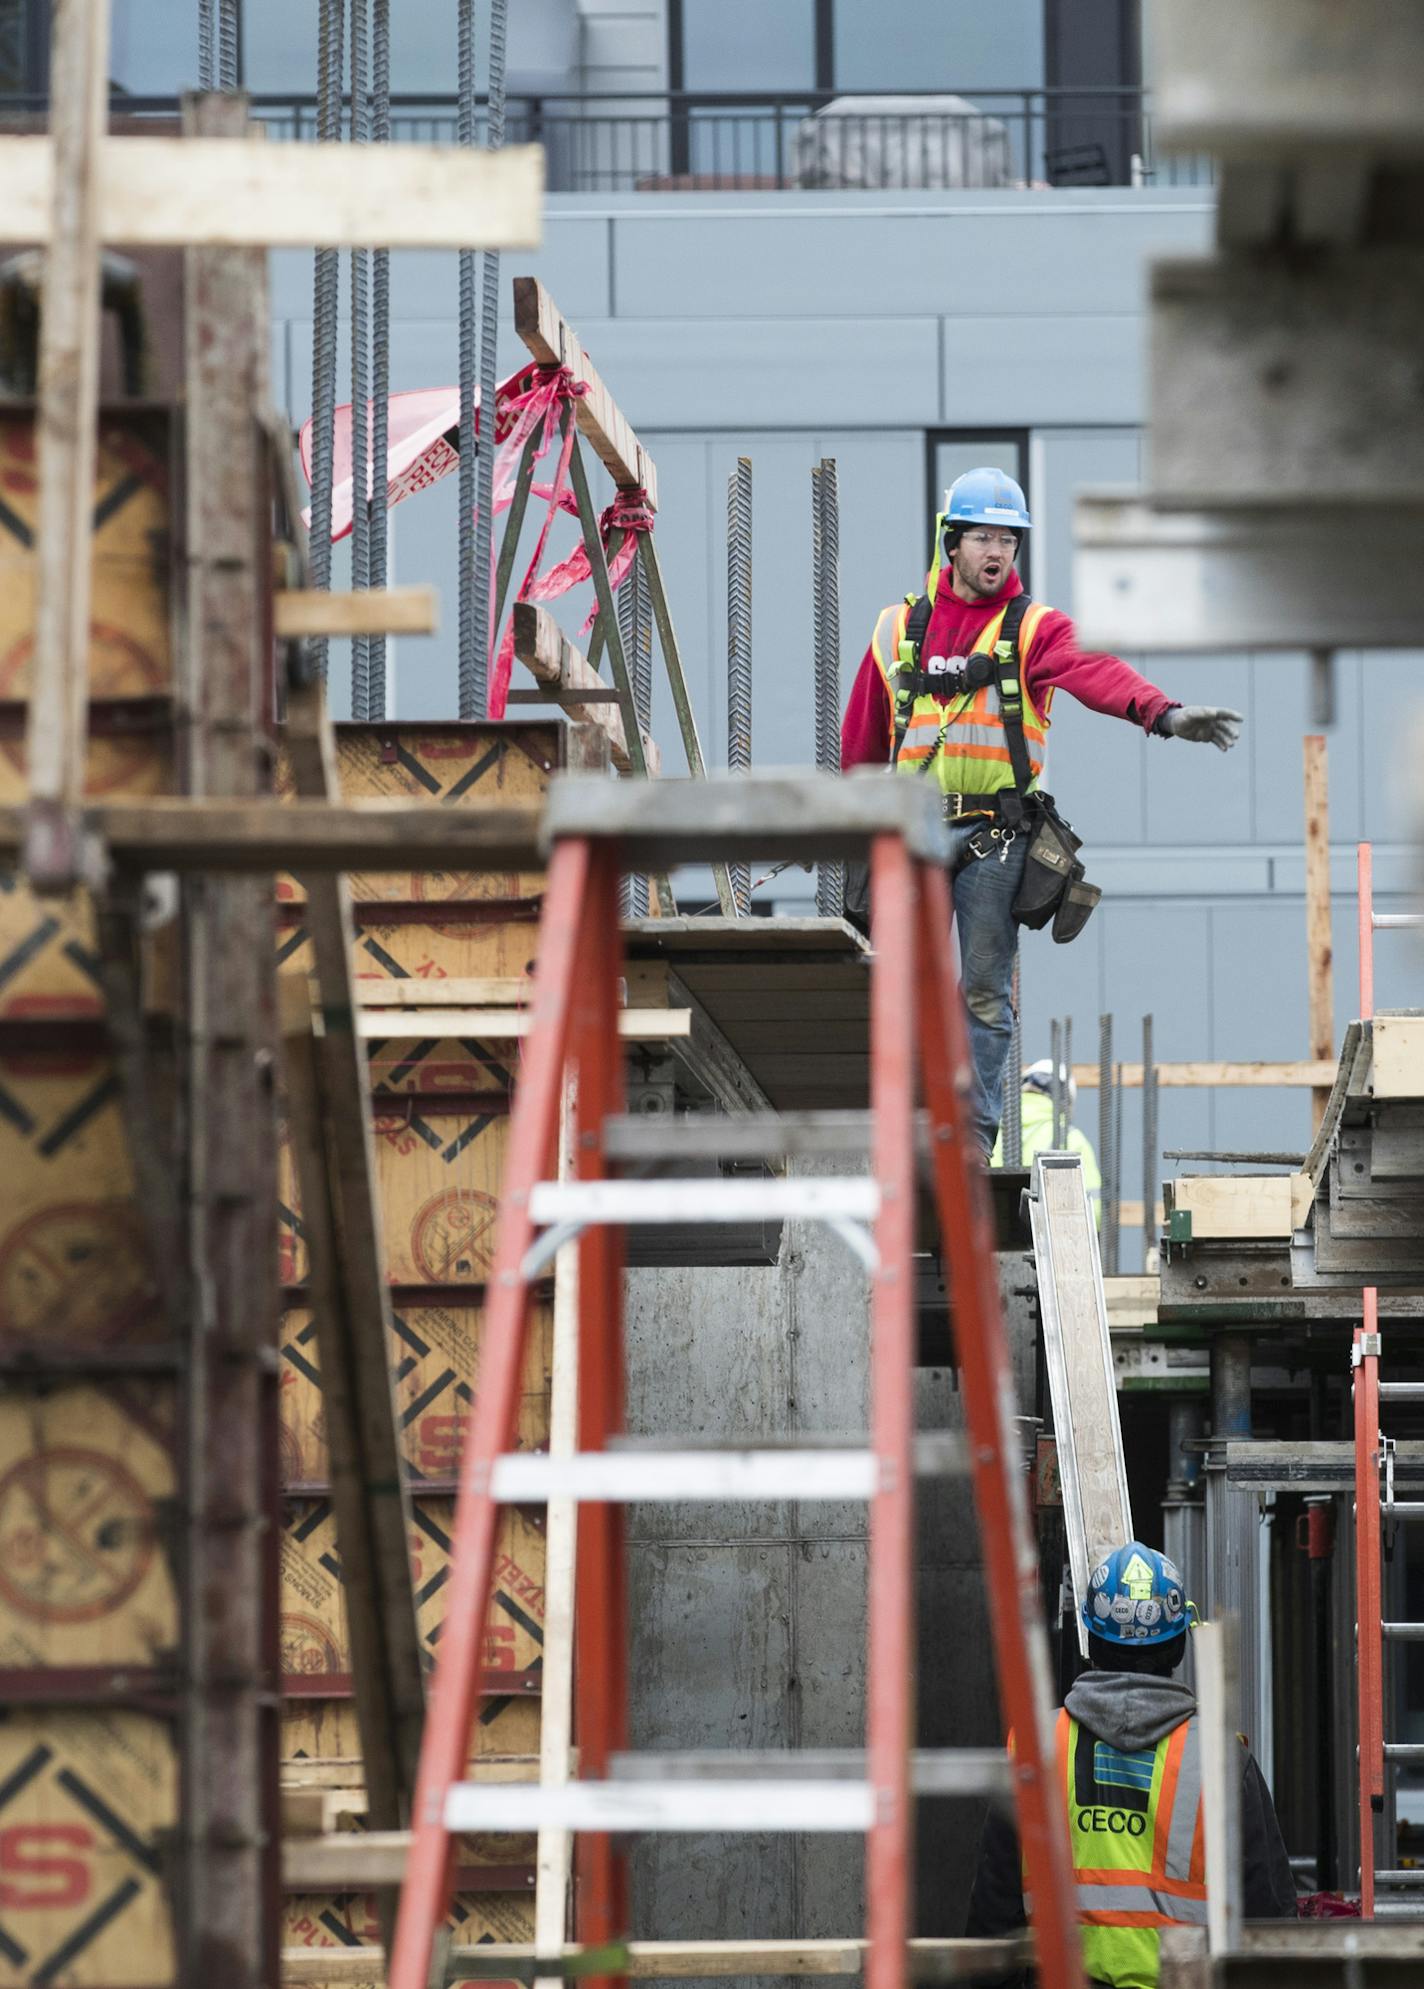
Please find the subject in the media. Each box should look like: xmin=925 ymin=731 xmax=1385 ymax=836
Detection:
xmin=840 ymin=470 xmax=1242 ymax=1156
xmin=991 ymin=1060 xmax=1102 ymax=1225
xmin=967 ymin=1542 xmax=1296 ymax=1987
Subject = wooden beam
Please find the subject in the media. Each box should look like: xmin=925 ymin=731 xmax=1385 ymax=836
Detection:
xmin=513 ymin=277 xmax=657 ymax=508
xmin=353 ymin=1007 xmax=691 ymax=1042
xmin=1304 ymin=734 xmax=1334 ymax=1132
xmin=21 ymin=0 xmax=110 ymax=875
xmin=0 ymin=796 xmax=547 ymax=870
xmin=357 ymin=976 xmax=529 ymax=1006
xmin=0 ymin=133 xmax=544 ymax=249
xmin=281 ymin=1755 xmax=550 ymax=1791
xmin=1169 ymin=1173 xmax=1313 ymax=1241
xmin=513 ymin=602 xmax=661 ymax=776
xmin=279 ymin=659 xmax=428 ymax=1891
xmin=1072 ymin=1061 xmax=1336 ymax=1090
xmin=279 ymin=1938 xmax=1031 ymax=1985
xmin=275 ymin=585 xmax=438 ymax=638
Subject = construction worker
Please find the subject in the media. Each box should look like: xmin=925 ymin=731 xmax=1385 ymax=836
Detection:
xmin=991 ymin=1061 xmax=1102 ymax=1220
xmin=966 ymin=1541 xmax=1297 ymax=1984
xmin=841 ymin=469 xmax=1242 ymax=1156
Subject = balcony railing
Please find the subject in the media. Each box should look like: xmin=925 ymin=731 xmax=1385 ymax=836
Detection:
xmin=0 ymin=86 xmax=1212 ymax=194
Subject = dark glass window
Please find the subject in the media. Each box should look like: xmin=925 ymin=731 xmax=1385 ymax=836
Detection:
xmin=680 ymin=0 xmax=817 ymax=91
xmin=928 ymin=433 xmax=1031 ymax=590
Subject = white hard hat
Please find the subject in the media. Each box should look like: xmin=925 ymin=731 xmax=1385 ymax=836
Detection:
xmin=1024 ymin=1058 xmax=1077 ymax=1110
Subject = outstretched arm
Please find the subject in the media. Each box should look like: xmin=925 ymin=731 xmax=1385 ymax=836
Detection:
xmin=1025 ymin=608 xmax=1241 ymax=750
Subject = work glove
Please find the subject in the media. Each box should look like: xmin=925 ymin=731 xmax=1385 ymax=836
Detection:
xmin=1163 ymin=705 xmax=1243 ymax=752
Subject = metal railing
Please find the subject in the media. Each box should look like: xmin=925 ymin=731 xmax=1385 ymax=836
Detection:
xmin=0 ymin=86 xmax=1213 ymax=194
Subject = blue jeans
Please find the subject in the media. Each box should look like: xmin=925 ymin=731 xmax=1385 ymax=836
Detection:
xmin=947 ymin=822 xmax=1028 ymax=1156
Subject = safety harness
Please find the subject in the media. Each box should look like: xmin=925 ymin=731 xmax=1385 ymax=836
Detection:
xmin=889 ymin=590 xmax=1035 ymax=826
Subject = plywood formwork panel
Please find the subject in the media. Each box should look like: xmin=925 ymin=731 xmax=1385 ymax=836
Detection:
xmin=0 ymin=1384 xmax=178 ymax=1671
xmin=284 ymin=1888 xmax=535 ymax=1988
xmin=279 ymin=911 xmax=544 ymax=986
xmin=0 ymin=1710 xmax=177 ymax=1985
xmin=0 ymin=1053 xmax=161 ymax=1349
xmin=0 ymin=409 xmax=177 ymax=702
xmin=278 ymin=1301 xmax=553 ymax=1486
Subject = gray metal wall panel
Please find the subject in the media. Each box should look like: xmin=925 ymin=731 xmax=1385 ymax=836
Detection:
xmin=1359 ymin=652 xmax=1424 ymax=845
xmin=1250 ymin=653 xmax=1365 ymax=847
xmin=943 ymin=315 xmax=1146 ymax=427
xmin=606 ymin=194 xmax=1213 ymax=322
xmin=1141 ymin=653 xmax=1254 ymax=846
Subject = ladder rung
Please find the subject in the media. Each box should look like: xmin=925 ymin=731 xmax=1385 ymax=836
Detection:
xmin=604 ymin=1111 xmax=874 ymax=1163
xmin=528 ymin=1177 xmax=881 ymax=1226
xmin=444 ymin=1778 xmax=876 ymax=1834
xmin=1384 ymin=1744 xmax=1424 ymax=1762
xmin=1372 ymin=1869 xmax=1424 ymax=1887
xmin=1379 ymin=1383 xmax=1424 ymax=1400
xmin=607 ymin=1748 xmax=1010 ymax=1800
xmin=608 ymin=1432 xmax=967 ymax=1476
xmin=492 ymin=1448 xmax=884 ymax=1503
xmin=1368 ymin=1900 xmax=1424 ymax=1919
xmin=1384 ymin=1502 xmax=1424 ymax=1518
xmin=1382 ymin=1622 xmax=1424 ymax=1641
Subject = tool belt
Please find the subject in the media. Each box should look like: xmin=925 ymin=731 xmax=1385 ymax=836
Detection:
xmin=1011 ymin=789 xmax=1101 ymax=944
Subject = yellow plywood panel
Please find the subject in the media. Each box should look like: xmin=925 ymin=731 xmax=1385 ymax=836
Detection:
xmin=284 ymin=1888 xmax=534 ymax=1986
xmin=0 ymin=1056 xmax=158 ymax=1348
xmin=0 ymin=410 xmax=175 ymax=699
xmin=280 ymin=1499 xmax=546 ymax=1686
xmin=280 ymin=1110 xmax=511 ymax=1289
xmin=0 ymin=1712 xmax=176 ymax=1984
xmin=0 ymin=730 xmax=172 ymax=803
xmin=278 ymin=914 xmax=543 ymax=985
xmin=1170 ymin=1173 xmax=1308 ymax=1240
xmin=279 ymin=1301 xmax=552 ymax=1486
xmin=0 ymin=1386 xmax=178 ymax=1671
xmin=274 ymin=726 xmax=555 ymax=908
xmin=281 ymin=1695 xmax=541 ymax=1769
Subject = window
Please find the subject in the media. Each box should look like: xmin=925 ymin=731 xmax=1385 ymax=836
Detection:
xmin=680 ymin=0 xmax=818 ymax=92
xmin=927 ymin=432 xmax=1031 ymax=591
xmin=0 ymin=0 xmax=47 ymax=95
xmin=834 ymin=0 xmax=1043 ymax=95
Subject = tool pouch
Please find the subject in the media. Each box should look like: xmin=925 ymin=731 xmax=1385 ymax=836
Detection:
xmin=843 ymin=859 xmax=870 ymax=939
xmin=1011 ymin=793 xmax=1100 ymax=943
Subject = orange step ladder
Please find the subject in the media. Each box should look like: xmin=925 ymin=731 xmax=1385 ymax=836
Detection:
xmin=387 ymin=775 xmax=1084 ymax=1989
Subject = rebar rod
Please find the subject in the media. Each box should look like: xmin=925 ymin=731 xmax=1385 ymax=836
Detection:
xmin=1110 ymin=1062 xmax=1124 ymax=1277
xmin=368 ymin=0 xmax=390 ymax=716
xmin=198 ymin=0 xmax=215 ymax=91
xmin=727 ymin=457 xmax=753 ymax=914
xmin=470 ymin=0 xmax=509 ymax=719
xmin=1050 ymin=1019 xmax=1063 ymax=1151
xmin=217 ymin=0 xmax=239 ymax=90
xmin=618 ymin=552 xmax=653 ymax=919
xmin=1142 ymin=1014 xmax=1158 ymax=1268
xmin=814 ymin=457 xmax=844 ymax=919
xmin=1062 ymin=1017 xmax=1073 ymax=1151
xmin=349 ymin=0 xmax=371 ymax=718
xmin=307 ymin=0 xmax=345 ymax=683
xmin=456 ymin=0 xmax=479 ymax=716
xmin=1002 ymin=948 xmax=1022 ymax=1167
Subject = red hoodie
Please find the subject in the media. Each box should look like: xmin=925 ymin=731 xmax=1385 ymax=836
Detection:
xmin=840 ymin=569 xmax=1177 ymax=770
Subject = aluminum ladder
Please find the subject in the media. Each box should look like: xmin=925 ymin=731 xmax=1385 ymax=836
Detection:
xmin=386 ymin=773 xmax=1084 ymax=1989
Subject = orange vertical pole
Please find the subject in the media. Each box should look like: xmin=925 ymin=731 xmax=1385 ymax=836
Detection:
xmin=864 ymin=834 xmax=917 ymax=1989
xmin=390 ymin=838 xmax=593 ymax=1989
xmin=1355 ymin=1287 xmax=1383 ymax=1915
xmin=572 ymin=846 xmax=629 ymax=1981
xmin=913 ymin=861 xmax=1084 ymax=1989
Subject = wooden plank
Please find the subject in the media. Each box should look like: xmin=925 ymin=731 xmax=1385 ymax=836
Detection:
xmin=279 ymin=659 xmax=428 ymax=1879
xmin=513 ymin=276 xmax=657 ymax=508
xmin=357 ymin=976 xmax=529 ymax=1006
xmin=1304 ymin=735 xmax=1334 ymax=1132
xmin=21 ymin=0 xmax=110 ymax=861
xmin=280 ymin=1937 xmax=1030 ymax=1984
xmin=1169 ymin=1173 xmax=1311 ymax=1240
xmin=179 ymin=90 xmax=283 ymax=1983
xmin=1073 ymin=1061 xmax=1336 ymax=1090
xmin=513 ymin=602 xmax=661 ymax=776
xmin=275 ymin=585 xmax=438 ymax=638
xmin=0 ymin=134 xmax=545 ymax=249
xmin=1373 ymin=1015 xmax=1424 ymax=1100
xmin=1103 ymin=1274 xmax=1161 ymax=1332
xmin=0 ymin=796 xmax=547 ymax=869
xmin=353 ymin=1006 xmax=690 ymax=1041
xmin=282 ymin=1756 xmax=548 ymax=1790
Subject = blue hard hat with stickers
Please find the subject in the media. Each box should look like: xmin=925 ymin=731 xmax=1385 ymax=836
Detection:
xmin=1082 ymin=1541 xmax=1191 ymax=1645
xmin=943 ymin=465 xmax=1032 ymax=531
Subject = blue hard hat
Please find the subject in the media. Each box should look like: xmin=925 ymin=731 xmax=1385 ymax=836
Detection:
xmin=944 ymin=466 xmax=1032 ymax=532
xmin=1082 ymin=1541 xmax=1189 ymax=1645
